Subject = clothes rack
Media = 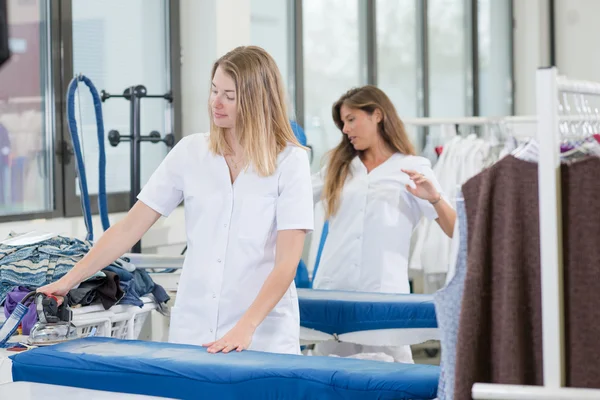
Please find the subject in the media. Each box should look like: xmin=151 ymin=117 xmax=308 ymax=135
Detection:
xmin=403 ymin=116 xmax=536 ymax=126
xmin=471 ymin=67 xmax=600 ymax=399
xmin=402 ymin=114 xmax=589 ymax=127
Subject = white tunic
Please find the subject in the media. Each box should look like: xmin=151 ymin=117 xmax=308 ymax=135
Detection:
xmin=137 ymin=133 xmax=314 ymax=355
xmin=311 ymin=153 xmax=443 ymax=294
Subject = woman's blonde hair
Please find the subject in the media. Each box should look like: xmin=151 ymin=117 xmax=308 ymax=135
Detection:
xmin=208 ymin=46 xmax=301 ymax=176
xmin=323 ymin=85 xmax=416 ymax=218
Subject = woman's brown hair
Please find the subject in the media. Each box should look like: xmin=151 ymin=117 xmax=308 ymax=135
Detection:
xmin=323 ymin=85 xmax=416 ymax=217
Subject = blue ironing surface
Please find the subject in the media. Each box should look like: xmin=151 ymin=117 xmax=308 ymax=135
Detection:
xmin=11 ymin=336 xmax=439 ymax=399
xmin=298 ymin=289 xmax=438 ymax=334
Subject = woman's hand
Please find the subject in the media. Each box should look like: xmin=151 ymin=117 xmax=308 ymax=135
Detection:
xmin=402 ymin=169 xmax=441 ymax=203
xmin=203 ymin=320 xmax=256 ymax=354
xmin=37 ymin=278 xmax=73 ymax=305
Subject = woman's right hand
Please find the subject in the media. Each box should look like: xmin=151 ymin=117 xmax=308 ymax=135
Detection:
xmin=37 ymin=278 xmax=73 ymax=305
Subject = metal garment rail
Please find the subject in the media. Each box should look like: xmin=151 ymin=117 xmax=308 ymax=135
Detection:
xmin=402 ymin=114 xmax=594 ymax=127
xmin=402 ymin=115 xmax=536 ymax=126
xmin=472 ymin=67 xmax=600 ymax=399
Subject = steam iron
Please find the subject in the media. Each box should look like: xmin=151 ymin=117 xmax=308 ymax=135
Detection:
xmin=28 ymin=293 xmax=78 ymax=346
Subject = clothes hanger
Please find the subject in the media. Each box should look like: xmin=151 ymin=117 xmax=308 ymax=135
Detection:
xmin=560 ymin=94 xmax=600 ymax=160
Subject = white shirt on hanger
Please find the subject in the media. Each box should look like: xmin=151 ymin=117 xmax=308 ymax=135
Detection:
xmin=311 ymin=153 xmax=443 ymax=294
xmin=137 ymin=133 xmax=314 ymax=355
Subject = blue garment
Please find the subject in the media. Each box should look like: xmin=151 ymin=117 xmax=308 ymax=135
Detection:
xmin=433 ymin=193 xmax=467 ymax=400
xmin=117 ymin=280 xmax=144 ymax=307
xmin=103 ymin=265 xmax=133 ymax=282
xmin=131 ymin=268 xmax=170 ymax=304
xmin=102 ymin=265 xmax=169 ymax=307
xmin=0 ymin=234 xmax=106 ymax=304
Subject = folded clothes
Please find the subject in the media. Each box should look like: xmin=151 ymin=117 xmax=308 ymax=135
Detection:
xmin=101 ymin=265 xmax=170 ymax=308
xmin=103 ymin=265 xmax=133 ymax=282
xmin=0 ymin=233 xmax=128 ymax=304
xmin=117 ymin=280 xmax=144 ymax=308
xmin=68 ymin=271 xmax=124 ymax=310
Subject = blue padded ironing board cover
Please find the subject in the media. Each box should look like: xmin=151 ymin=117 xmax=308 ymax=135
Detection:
xmin=11 ymin=337 xmax=439 ymax=399
xmin=298 ymin=289 xmax=438 ymax=334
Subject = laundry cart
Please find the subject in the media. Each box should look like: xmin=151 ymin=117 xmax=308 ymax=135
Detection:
xmin=69 ymin=296 xmax=157 ymax=340
xmin=0 ymin=296 xmax=157 ymax=342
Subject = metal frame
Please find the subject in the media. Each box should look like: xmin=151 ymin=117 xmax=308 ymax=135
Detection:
xmin=509 ymin=0 xmax=516 ymax=115
xmin=293 ymin=0 xmax=304 ymax=127
xmin=416 ymin=0 xmax=429 ymax=150
xmin=286 ymin=0 xmax=297 ymax=116
xmin=549 ymin=0 xmax=556 ymax=66
xmin=169 ymin=0 xmax=183 ymax=145
xmin=469 ymin=0 xmax=479 ymax=116
xmin=0 ymin=0 xmax=65 ymax=223
xmin=360 ymin=0 xmax=377 ymax=85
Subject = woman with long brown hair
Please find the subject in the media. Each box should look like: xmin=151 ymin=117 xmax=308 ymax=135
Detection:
xmin=312 ymin=85 xmax=456 ymax=362
xmin=38 ymin=46 xmax=314 ymax=356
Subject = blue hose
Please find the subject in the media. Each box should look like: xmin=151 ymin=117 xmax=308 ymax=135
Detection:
xmin=66 ymin=75 xmax=110 ymax=241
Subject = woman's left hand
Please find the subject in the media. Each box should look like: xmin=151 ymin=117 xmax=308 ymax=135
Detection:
xmin=401 ymin=169 xmax=441 ymax=203
xmin=203 ymin=320 xmax=255 ymax=354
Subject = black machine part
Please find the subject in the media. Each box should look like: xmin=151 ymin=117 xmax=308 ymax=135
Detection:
xmin=0 ymin=0 xmax=9 ymax=69
xmin=36 ymin=293 xmax=72 ymax=325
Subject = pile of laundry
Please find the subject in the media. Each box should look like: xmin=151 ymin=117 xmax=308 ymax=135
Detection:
xmin=0 ymin=232 xmax=169 ymax=335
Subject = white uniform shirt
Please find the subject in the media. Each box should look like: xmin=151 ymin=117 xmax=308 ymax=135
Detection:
xmin=137 ymin=133 xmax=314 ymax=355
xmin=311 ymin=153 xmax=443 ymax=294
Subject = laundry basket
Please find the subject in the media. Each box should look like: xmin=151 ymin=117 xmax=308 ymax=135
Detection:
xmin=0 ymin=297 xmax=158 ymax=341
xmin=70 ymin=297 xmax=157 ymax=340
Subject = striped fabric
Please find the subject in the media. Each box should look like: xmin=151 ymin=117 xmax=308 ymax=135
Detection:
xmin=0 ymin=234 xmax=122 ymax=303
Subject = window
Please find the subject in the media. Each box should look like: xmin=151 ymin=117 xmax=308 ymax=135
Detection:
xmin=250 ymin=0 xmax=295 ymax=115
xmin=428 ymin=0 xmax=472 ymax=117
xmin=303 ymin=0 xmax=365 ymax=172
xmin=0 ymin=0 xmax=54 ymax=217
xmin=478 ymin=0 xmax=513 ymax=116
xmin=67 ymin=0 xmax=173 ymax=215
xmin=376 ymin=0 xmax=419 ymax=119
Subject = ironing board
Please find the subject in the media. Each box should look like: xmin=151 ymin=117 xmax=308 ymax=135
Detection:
xmin=10 ymin=337 xmax=440 ymax=400
xmin=0 ymin=335 xmax=24 ymax=385
xmin=0 ymin=381 xmax=173 ymax=400
xmin=298 ymin=289 xmax=439 ymax=346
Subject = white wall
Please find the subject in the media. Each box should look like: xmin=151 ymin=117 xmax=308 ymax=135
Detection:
xmin=180 ymin=0 xmax=251 ymax=135
xmin=512 ymin=0 xmax=551 ymax=116
xmin=555 ymin=0 xmax=600 ymax=82
xmin=512 ymin=0 xmax=600 ymax=115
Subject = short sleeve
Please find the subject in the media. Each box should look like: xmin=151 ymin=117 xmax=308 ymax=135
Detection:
xmin=277 ymin=147 xmax=315 ymax=232
xmin=406 ymin=157 xmax=446 ymax=221
xmin=137 ymin=137 xmax=188 ymax=217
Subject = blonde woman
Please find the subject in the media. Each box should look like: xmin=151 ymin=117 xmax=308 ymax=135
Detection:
xmin=38 ymin=46 xmax=314 ymax=355
xmin=312 ymin=86 xmax=456 ymax=362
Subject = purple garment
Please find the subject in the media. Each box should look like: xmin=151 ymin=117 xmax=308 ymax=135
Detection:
xmin=3 ymin=286 xmax=37 ymax=335
xmin=561 ymin=143 xmax=575 ymax=153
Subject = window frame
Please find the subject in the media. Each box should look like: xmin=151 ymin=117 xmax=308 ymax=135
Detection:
xmin=1 ymin=0 xmax=515 ymax=222
xmin=294 ymin=0 xmax=515 ymax=135
xmin=0 ymin=0 xmax=181 ymax=223
xmin=0 ymin=0 xmax=65 ymax=223
xmin=59 ymin=0 xmax=182 ymax=219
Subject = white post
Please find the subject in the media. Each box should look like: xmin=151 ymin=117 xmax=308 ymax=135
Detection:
xmin=536 ymin=67 xmax=565 ymax=387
